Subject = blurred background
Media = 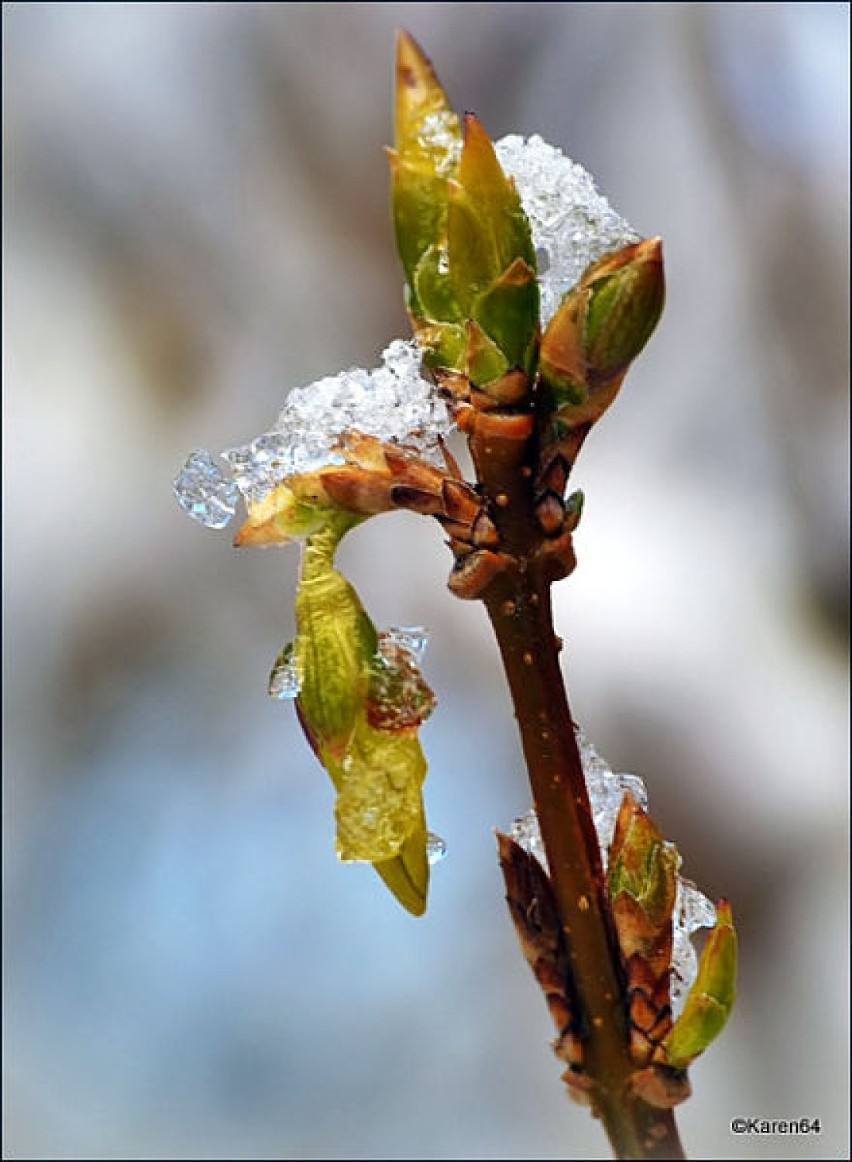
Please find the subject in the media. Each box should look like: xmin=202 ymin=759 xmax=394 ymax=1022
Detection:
xmin=3 ymin=3 xmax=849 ymax=1158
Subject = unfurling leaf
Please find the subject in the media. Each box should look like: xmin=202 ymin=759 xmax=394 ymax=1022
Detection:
xmin=660 ymin=900 xmax=737 ymax=1069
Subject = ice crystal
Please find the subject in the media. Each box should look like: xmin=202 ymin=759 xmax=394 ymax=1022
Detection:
xmin=508 ymin=726 xmax=715 ymax=1005
xmin=381 ymin=625 xmax=429 ymax=664
xmin=173 ymin=449 xmax=240 ymax=529
xmin=367 ymin=628 xmax=436 ymax=732
xmin=495 ymin=134 xmax=641 ymax=323
xmin=671 ymin=878 xmax=718 ymax=1016
xmin=509 ymin=809 xmax=548 ymax=868
xmin=173 ymin=341 xmax=453 ymax=527
xmin=267 ymin=647 xmax=301 ymax=701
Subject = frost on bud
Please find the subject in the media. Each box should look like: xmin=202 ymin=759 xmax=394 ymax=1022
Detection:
xmin=538 ymin=238 xmax=664 ymax=472
xmin=660 ymin=900 xmax=737 ymax=1070
xmin=607 ymin=795 xmax=679 ymax=1066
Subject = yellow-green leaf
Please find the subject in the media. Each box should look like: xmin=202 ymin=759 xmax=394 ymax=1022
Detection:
xmin=374 ymin=821 xmax=430 ymax=917
xmin=329 ymin=713 xmax=427 ymax=863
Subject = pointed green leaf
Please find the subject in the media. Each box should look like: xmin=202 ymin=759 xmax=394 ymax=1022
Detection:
xmin=395 ymin=30 xmax=456 ymax=153
xmin=391 ymin=154 xmax=455 ymax=313
xmin=391 ymin=33 xmax=461 ymax=312
xmin=607 ymin=799 xmax=679 ymax=940
xmin=447 ymin=117 xmax=535 ymax=317
xmin=464 ymin=319 xmax=509 ymax=387
xmin=374 ymin=821 xmax=429 ymax=917
xmin=472 ymin=257 xmax=539 ymax=372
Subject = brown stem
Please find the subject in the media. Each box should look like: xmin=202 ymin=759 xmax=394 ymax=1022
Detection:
xmin=471 ymin=420 xmax=684 ymax=1159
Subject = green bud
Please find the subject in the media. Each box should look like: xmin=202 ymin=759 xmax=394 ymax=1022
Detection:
xmin=662 ymin=900 xmax=737 ymax=1069
xmin=539 ymin=238 xmax=664 ymax=409
xmin=583 ymin=238 xmax=664 ymax=381
xmin=563 ymin=490 xmax=584 ymax=531
xmin=607 ymin=797 xmax=679 ymax=955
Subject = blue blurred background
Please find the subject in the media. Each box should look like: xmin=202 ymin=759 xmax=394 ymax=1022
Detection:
xmin=4 ymin=4 xmax=849 ymax=1158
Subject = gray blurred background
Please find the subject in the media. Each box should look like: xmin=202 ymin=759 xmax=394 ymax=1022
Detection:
xmin=3 ymin=3 xmax=849 ymax=1159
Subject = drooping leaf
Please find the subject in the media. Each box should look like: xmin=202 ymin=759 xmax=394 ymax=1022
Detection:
xmin=281 ymin=512 xmax=435 ymax=915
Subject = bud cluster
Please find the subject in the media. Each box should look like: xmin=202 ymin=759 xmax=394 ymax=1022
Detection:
xmin=509 ymin=728 xmax=716 ymax=1017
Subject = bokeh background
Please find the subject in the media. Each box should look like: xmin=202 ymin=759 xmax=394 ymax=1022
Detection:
xmin=4 ymin=3 xmax=849 ymax=1159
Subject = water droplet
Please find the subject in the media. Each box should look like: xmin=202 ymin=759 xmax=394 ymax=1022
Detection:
xmin=268 ymin=646 xmax=301 ymax=700
xmin=426 ymin=831 xmax=447 ymax=865
xmin=173 ymin=449 xmax=239 ymax=529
